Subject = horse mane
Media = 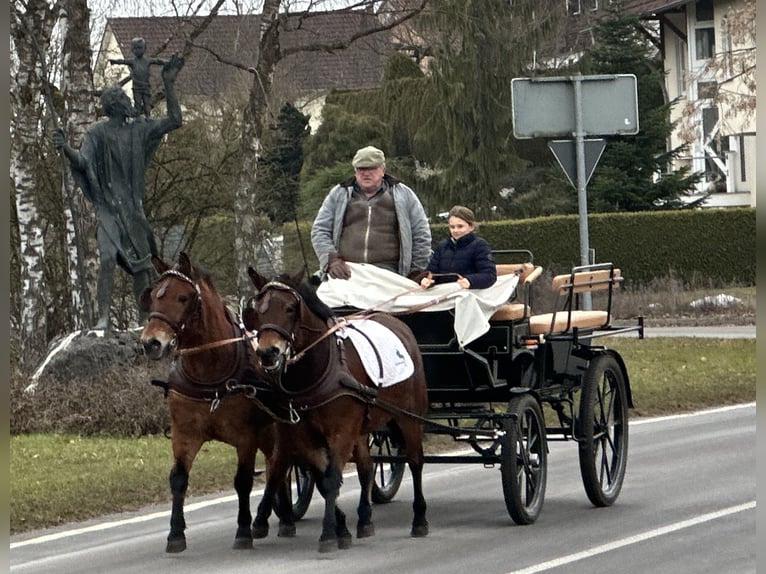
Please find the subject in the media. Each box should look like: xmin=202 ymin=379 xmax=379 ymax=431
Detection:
xmin=275 ymin=272 xmax=335 ymax=323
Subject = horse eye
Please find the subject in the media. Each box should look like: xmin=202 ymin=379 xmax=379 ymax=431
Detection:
xmin=178 ymin=295 xmax=188 ymax=304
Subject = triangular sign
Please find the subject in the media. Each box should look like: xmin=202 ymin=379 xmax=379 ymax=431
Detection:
xmin=548 ymin=139 xmax=607 ymax=189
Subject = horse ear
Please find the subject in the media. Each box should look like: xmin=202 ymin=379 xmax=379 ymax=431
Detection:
xmin=139 ymin=287 xmax=153 ymax=313
xmin=178 ymin=251 xmax=192 ymax=276
xmin=247 ymin=266 xmax=268 ymax=290
xmin=292 ymin=267 xmax=306 ymax=285
xmin=152 ymin=255 xmax=169 ymax=275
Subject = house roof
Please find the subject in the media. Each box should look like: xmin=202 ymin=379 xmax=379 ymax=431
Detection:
xmin=103 ymin=11 xmax=392 ymax=100
xmin=623 ymin=0 xmax=689 ymax=15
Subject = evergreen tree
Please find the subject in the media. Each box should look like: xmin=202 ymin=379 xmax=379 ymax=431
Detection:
xmin=582 ymin=9 xmax=701 ymax=211
xmin=260 ymin=102 xmax=311 ymax=225
xmin=412 ymin=0 xmax=560 ymax=215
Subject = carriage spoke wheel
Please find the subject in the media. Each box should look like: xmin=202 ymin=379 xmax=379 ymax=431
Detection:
xmin=370 ymin=430 xmax=405 ymax=504
xmin=501 ymin=394 xmax=547 ymax=525
xmin=274 ymin=464 xmax=315 ymax=521
xmin=577 ymin=354 xmax=629 ymax=507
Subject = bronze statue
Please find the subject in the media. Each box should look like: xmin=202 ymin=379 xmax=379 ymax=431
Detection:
xmin=53 ymin=53 xmax=184 ymax=330
xmin=109 ymin=37 xmax=167 ymax=118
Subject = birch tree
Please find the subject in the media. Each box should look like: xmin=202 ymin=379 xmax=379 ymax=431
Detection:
xmin=58 ymin=0 xmax=99 ymax=329
xmin=10 ymin=0 xmax=60 ymax=365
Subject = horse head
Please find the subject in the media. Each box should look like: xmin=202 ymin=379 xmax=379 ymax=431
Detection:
xmin=243 ymin=266 xmax=327 ymax=373
xmin=140 ymin=252 xmax=203 ymax=360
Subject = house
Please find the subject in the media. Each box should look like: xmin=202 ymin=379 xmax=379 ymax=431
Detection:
xmin=624 ymin=0 xmax=755 ymax=206
xmin=94 ymin=11 xmax=393 ymax=131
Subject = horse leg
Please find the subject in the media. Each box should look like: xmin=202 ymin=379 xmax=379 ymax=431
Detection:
xmin=232 ymin=447 xmax=256 ymax=549
xmin=353 ymin=439 xmax=375 ymax=538
xmin=166 ymin=435 xmax=202 ymax=553
xmin=275 ymin=475 xmax=296 ymax=538
xmin=252 ymin=455 xmax=290 ymax=539
xmin=313 ymin=459 xmax=349 ymax=552
xmin=403 ymin=424 xmax=429 ymax=537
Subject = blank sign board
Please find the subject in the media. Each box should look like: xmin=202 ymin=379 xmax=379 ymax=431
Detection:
xmin=512 ymin=75 xmax=639 ymax=138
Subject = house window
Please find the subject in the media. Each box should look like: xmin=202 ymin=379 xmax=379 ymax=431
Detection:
xmin=698 ymin=81 xmax=718 ymax=99
xmin=675 ymin=36 xmax=688 ymax=96
xmin=695 ymin=28 xmax=715 ymax=59
xmin=693 ymin=0 xmax=715 ymax=61
xmin=696 ymin=0 xmax=714 ymax=22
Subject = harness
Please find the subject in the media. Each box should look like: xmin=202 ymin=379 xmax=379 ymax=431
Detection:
xmin=148 ymin=269 xmax=288 ymax=420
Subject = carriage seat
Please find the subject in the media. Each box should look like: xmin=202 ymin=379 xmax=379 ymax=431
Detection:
xmin=528 ymin=267 xmax=621 ymax=335
xmin=489 ymin=263 xmax=542 ymax=321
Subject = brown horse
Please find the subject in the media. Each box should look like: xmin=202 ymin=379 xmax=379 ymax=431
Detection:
xmin=139 ymin=252 xmax=290 ymax=553
xmin=243 ymin=268 xmax=429 ymax=553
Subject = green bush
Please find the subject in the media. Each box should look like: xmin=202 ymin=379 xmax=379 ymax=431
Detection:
xmin=438 ymin=208 xmax=756 ymax=286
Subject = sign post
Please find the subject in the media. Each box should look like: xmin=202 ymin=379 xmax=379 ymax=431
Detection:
xmin=511 ymin=74 xmax=639 ymax=308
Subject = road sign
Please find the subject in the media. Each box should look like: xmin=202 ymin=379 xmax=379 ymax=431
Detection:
xmin=548 ymin=139 xmax=606 ymax=189
xmin=511 ymin=74 xmax=639 ymax=138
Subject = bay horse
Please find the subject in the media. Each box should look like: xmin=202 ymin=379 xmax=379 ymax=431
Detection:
xmin=243 ymin=268 xmax=429 ymax=553
xmin=139 ymin=252 xmax=291 ymax=553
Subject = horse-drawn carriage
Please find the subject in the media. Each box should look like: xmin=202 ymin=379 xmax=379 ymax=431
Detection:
xmin=141 ymin=249 xmax=643 ymax=553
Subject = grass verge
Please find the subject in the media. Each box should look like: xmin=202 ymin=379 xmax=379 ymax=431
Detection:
xmin=10 ymin=337 xmax=755 ymax=535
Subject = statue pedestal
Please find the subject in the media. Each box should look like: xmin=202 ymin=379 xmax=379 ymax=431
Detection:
xmin=26 ymin=328 xmax=147 ymax=393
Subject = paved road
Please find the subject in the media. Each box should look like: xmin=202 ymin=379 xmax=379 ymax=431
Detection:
xmin=10 ymin=404 xmax=756 ymax=574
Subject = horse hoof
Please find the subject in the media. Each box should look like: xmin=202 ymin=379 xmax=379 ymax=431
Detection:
xmin=410 ymin=523 xmax=429 ymax=537
xmin=252 ymin=524 xmax=269 ymax=539
xmin=338 ymin=534 xmax=353 ymax=550
xmin=318 ymin=538 xmax=337 ymax=553
xmin=166 ymin=538 xmax=187 ymax=553
xmin=278 ymin=524 xmax=297 ymax=538
xmin=232 ymin=537 xmax=253 ymax=550
xmin=357 ymin=523 xmax=375 ymax=538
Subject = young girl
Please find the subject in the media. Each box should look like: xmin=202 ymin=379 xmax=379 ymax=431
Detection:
xmin=420 ymin=205 xmax=497 ymax=289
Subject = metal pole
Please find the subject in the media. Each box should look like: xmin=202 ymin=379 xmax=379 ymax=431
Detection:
xmin=573 ymin=74 xmax=592 ymax=309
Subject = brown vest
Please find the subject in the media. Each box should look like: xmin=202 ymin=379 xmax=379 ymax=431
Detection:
xmin=338 ymin=188 xmax=399 ymax=270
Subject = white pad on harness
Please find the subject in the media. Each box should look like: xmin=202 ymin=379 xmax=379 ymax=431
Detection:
xmin=336 ymin=318 xmax=414 ymax=387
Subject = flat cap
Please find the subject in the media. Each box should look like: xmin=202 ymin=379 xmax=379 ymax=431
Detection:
xmin=352 ymin=146 xmax=386 ymax=168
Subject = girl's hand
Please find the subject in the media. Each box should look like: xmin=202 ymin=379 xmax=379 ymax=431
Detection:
xmin=457 ymin=277 xmax=470 ymax=289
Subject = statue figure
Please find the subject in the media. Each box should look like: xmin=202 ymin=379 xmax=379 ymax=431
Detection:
xmin=53 ymin=53 xmax=184 ymax=331
xmin=109 ymin=37 xmax=167 ymax=118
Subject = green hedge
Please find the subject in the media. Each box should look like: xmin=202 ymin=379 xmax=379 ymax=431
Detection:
xmin=284 ymin=208 xmax=755 ymax=287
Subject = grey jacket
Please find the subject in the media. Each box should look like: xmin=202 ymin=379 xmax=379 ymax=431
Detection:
xmin=311 ymin=176 xmax=432 ymax=276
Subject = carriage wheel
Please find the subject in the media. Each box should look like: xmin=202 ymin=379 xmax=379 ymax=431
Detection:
xmin=274 ymin=464 xmax=315 ymax=521
xmin=501 ymin=394 xmax=547 ymax=524
xmin=370 ymin=430 xmax=405 ymax=504
xmin=577 ymin=354 xmax=629 ymax=507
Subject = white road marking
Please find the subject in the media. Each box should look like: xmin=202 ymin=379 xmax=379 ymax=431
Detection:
xmin=506 ymin=501 xmax=756 ymax=574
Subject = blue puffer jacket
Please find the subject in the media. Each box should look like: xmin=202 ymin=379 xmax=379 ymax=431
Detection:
xmin=426 ymin=232 xmax=497 ymax=289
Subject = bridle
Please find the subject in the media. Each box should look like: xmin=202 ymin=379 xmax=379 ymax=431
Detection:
xmin=148 ymin=269 xmax=203 ymax=344
xmin=250 ymin=280 xmax=351 ymax=371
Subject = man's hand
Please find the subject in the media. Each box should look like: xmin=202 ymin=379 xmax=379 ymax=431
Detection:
xmin=408 ymin=270 xmax=429 ymax=284
xmin=326 ymin=253 xmax=351 ymax=280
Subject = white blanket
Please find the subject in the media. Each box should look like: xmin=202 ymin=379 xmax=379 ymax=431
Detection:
xmin=336 ymin=318 xmax=414 ymax=386
xmin=317 ymin=263 xmax=519 ymax=348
